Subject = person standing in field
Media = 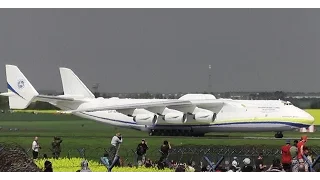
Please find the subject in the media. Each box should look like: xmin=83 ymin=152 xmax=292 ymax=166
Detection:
xmin=109 ymin=133 xmax=123 ymax=160
xmin=297 ymin=136 xmax=307 ymax=162
xmin=290 ymin=140 xmax=299 ymax=172
xmin=51 ymin=136 xmax=63 ymax=159
xmin=31 ymin=136 xmax=41 ymax=160
xmin=108 ymin=133 xmax=123 ymax=172
xmin=100 ymin=152 xmax=110 ymax=169
xmin=297 ymin=136 xmax=307 ymax=158
xmin=79 ymin=160 xmax=92 ymax=172
xmin=44 ymin=160 xmax=53 ymax=172
xmin=255 ymin=153 xmax=266 ymax=172
xmin=136 ymin=139 xmax=149 ymax=166
xmin=281 ymin=140 xmax=292 ymax=171
xmin=302 ymin=146 xmax=311 ymax=172
xmin=159 ymin=140 xmax=171 ymax=163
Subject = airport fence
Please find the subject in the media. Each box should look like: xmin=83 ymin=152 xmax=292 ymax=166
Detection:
xmin=1 ymin=142 xmax=320 ymax=172
xmin=22 ymin=145 xmax=320 ymax=168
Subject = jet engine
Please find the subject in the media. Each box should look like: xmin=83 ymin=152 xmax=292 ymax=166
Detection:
xmin=193 ymin=112 xmax=216 ymax=123
xmin=162 ymin=112 xmax=187 ymax=124
xmin=133 ymin=114 xmax=158 ymax=125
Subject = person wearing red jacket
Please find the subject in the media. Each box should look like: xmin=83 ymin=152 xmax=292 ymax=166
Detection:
xmin=281 ymin=139 xmax=292 ymax=172
xmin=296 ymin=135 xmax=308 ymax=172
xmin=297 ymin=135 xmax=308 ymax=161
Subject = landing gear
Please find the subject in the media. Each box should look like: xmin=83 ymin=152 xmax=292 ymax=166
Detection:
xmin=149 ymin=130 xmax=160 ymax=136
xmin=274 ymin=132 xmax=283 ymax=138
xmin=148 ymin=129 xmax=202 ymax=137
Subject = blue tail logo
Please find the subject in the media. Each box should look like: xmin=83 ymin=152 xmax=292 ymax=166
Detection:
xmin=7 ymin=82 xmax=25 ymax=100
xmin=17 ymin=79 xmax=25 ymax=89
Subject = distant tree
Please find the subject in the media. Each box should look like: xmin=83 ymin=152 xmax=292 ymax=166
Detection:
xmin=274 ymin=91 xmax=286 ymax=100
xmin=222 ymin=92 xmax=231 ymax=98
xmin=0 ymin=96 xmax=9 ymax=110
xmin=310 ymin=100 xmax=320 ymax=109
xmin=155 ymin=93 xmax=163 ymax=99
xmin=102 ymin=93 xmax=111 ymax=98
xmin=167 ymin=94 xmax=175 ymax=99
xmin=140 ymin=92 xmax=152 ymax=99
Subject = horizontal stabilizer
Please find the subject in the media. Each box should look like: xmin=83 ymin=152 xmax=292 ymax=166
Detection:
xmin=33 ymin=95 xmax=87 ymax=103
xmin=0 ymin=92 xmax=15 ymax=97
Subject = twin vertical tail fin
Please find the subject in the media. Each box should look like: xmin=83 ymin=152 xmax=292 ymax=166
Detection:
xmin=59 ymin=67 xmax=95 ymax=99
xmin=1 ymin=65 xmax=94 ymax=110
xmin=1 ymin=65 xmax=39 ymax=109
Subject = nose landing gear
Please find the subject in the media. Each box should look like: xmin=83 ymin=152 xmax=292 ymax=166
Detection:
xmin=275 ymin=132 xmax=283 ymax=138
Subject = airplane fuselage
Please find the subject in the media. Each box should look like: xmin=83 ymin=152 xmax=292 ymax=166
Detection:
xmin=52 ymin=97 xmax=315 ymax=136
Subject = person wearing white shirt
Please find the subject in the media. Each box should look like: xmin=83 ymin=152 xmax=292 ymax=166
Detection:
xmin=108 ymin=133 xmax=122 ymax=172
xmin=110 ymin=133 xmax=123 ymax=147
xmin=109 ymin=133 xmax=122 ymax=159
xmin=31 ymin=136 xmax=41 ymax=159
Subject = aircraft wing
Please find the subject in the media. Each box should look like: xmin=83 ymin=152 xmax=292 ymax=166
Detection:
xmin=64 ymin=99 xmax=226 ymax=114
xmin=65 ymin=99 xmax=193 ymax=113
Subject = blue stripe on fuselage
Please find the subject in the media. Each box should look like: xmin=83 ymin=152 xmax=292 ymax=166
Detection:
xmin=7 ymin=82 xmax=25 ymax=100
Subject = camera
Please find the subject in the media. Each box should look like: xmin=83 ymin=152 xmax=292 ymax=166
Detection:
xmin=54 ymin=136 xmax=61 ymax=140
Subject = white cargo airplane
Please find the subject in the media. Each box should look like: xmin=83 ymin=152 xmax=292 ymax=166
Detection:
xmin=1 ymin=65 xmax=315 ymax=138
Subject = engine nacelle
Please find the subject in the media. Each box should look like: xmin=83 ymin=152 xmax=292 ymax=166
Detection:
xmin=133 ymin=114 xmax=158 ymax=126
xmin=193 ymin=112 xmax=216 ymax=123
xmin=162 ymin=113 xmax=187 ymax=124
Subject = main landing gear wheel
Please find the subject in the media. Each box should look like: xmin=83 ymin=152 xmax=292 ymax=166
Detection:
xmin=274 ymin=132 xmax=283 ymax=138
xmin=148 ymin=129 xmax=204 ymax=136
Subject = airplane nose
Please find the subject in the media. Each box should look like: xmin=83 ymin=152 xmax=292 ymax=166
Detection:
xmin=303 ymin=110 xmax=315 ymax=125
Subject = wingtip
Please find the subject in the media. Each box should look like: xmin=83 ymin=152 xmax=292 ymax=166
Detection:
xmin=5 ymin=64 xmax=17 ymax=68
xmin=59 ymin=67 xmax=73 ymax=72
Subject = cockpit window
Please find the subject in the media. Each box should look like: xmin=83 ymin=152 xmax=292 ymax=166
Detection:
xmin=284 ymin=101 xmax=293 ymax=106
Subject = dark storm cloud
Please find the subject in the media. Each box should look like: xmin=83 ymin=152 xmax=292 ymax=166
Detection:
xmin=0 ymin=9 xmax=320 ymax=93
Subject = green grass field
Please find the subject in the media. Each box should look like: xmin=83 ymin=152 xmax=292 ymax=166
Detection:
xmin=305 ymin=109 xmax=320 ymax=125
xmin=0 ymin=109 xmax=320 ymax=161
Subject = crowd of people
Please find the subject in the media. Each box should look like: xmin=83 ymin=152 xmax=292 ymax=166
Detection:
xmin=34 ymin=133 xmax=317 ymax=172
xmin=31 ymin=136 xmax=63 ymax=160
xmin=98 ymin=133 xmax=316 ymax=172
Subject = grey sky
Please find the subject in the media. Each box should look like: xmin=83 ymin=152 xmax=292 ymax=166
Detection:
xmin=0 ymin=9 xmax=320 ymax=93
